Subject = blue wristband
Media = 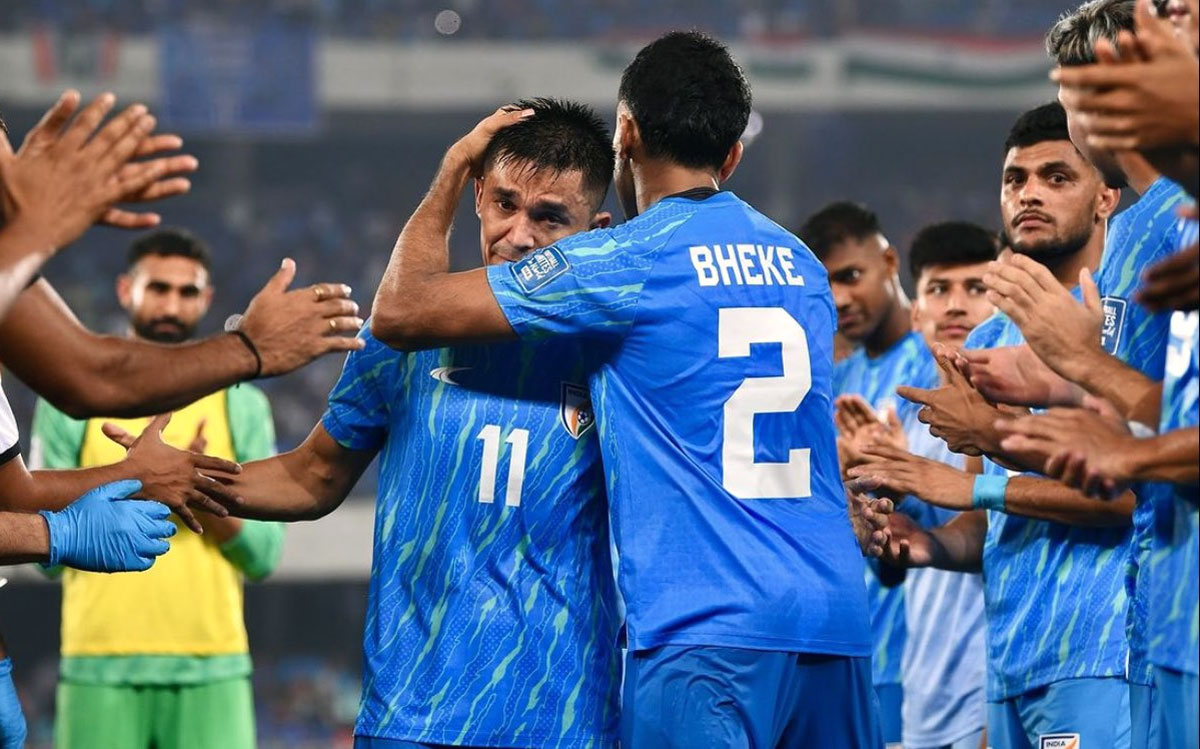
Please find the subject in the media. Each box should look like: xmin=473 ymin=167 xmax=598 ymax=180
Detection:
xmin=972 ymin=474 xmax=1009 ymax=511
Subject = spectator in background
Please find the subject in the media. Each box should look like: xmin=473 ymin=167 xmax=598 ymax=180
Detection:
xmin=31 ymin=229 xmax=284 ymax=749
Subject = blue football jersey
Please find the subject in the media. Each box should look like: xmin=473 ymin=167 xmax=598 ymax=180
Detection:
xmin=323 ymin=328 xmax=620 ymax=747
xmin=900 ymin=425 xmax=986 ymax=748
xmin=965 ymin=312 xmax=1131 ymax=700
xmin=834 ymin=330 xmax=938 ymax=685
xmin=1096 ymin=178 xmax=1188 ymax=685
xmin=486 ymin=190 xmax=871 ymax=655
xmin=1149 ymin=304 xmax=1199 ymax=677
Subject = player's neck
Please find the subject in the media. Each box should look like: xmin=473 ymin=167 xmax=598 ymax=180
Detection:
xmin=633 ymin=162 xmax=719 ymax=214
xmin=863 ymin=295 xmax=913 ymax=358
xmin=1114 ymin=152 xmax=1160 ymax=197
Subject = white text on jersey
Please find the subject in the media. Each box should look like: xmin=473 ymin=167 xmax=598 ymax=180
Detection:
xmin=688 ymin=244 xmax=806 ymax=287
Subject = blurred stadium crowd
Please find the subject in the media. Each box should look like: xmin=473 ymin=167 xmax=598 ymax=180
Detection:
xmin=5 ymin=0 xmax=1068 ymax=40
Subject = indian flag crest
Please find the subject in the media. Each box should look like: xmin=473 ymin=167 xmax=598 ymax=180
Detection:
xmin=560 ymin=383 xmax=595 ymax=439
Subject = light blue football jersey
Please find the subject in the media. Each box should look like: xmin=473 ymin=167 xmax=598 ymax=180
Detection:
xmin=486 ymin=190 xmax=871 ymax=655
xmin=323 ymin=328 xmax=620 ymax=747
xmin=965 ymin=311 xmax=1131 ymax=700
xmin=900 ymin=423 xmax=987 ymax=747
xmin=834 ymin=330 xmax=938 ymax=685
xmin=1148 ymin=302 xmax=1199 ymax=676
xmin=1096 ymin=178 xmax=1188 ymax=686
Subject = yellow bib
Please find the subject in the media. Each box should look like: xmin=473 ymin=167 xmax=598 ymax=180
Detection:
xmin=61 ymin=391 xmax=249 ymax=657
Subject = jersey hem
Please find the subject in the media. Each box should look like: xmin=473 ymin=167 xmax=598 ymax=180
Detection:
xmin=352 ymin=725 xmax=617 ymax=748
xmin=1147 ymin=654 xmax=1200 ymax=676
xmin=986 ymin=669 xmax=1127 ymax=702
xmin=626 ymin=629 xmax=871 ymax=656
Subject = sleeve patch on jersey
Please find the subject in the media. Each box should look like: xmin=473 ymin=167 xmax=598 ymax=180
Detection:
xmin=511 ymin=245 xmax=570 ymax=294
xmin=1100 ymin=296 xmax=1127 ymax=355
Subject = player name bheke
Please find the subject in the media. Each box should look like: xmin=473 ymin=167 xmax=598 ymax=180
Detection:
xmin=688 ymin=243 xmax=807 ymax=288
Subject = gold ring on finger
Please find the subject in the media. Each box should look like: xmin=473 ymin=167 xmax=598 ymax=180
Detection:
xmin=314 ymin=286 xmax=325 ymax=302
xmin=329 ymin=319 xmax=337 ymax=332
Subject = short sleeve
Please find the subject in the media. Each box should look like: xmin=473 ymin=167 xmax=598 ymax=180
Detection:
xmin=485 ymin=223 xmax=665 ymax=341
xmin=320 ymin=327 xmax=398 ymax=452
xmin=0 ymin=382 xmax=20 ymax=465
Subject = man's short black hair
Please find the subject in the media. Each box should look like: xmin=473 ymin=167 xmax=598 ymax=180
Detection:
xmin=797 ymin=201 xmax=883 ymax=261
xmin=127 ymin=228 xmax=212 ymax=273
xmin=481 ymin=98 xmax=613 ymax=210
xmin=618 ymin=31 xmax=752 ymax=172
xmin=909 ymin=221 xmax=1000 ymax=281
xmin=1046 ymin=0 xmax=1135 ymax=66
xmin=1004 ymin=102 xmax=1072 ymax=153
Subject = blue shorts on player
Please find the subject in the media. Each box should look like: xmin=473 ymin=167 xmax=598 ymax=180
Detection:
xmin=1153 ymin=666 xmax=1198 ymax=749
xmin=620 ymin=645 xmax=881 ymax=748
xmin=987 ymin=677 xmax=1130 ymax=749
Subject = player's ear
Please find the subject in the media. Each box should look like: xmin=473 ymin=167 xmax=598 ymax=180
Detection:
xmin=614 ymin=109 xmax=639 ymax=160
xmin=881 ymin=241 xmax=899 ymax=275
xmin=717 ymin=140 xmax=744 ymax=183
xmin=1095 ymin=185 xmax=1121 ymax=222
xmin=115 ymin=273 xmax=134 ymax=310
xmin=590 ymin=211 xmax=612 ymax=230
xmin=473 ymin=177 xmax=485 ymax=218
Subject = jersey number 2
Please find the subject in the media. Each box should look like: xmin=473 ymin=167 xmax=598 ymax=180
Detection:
xmin=718 ymin=307 xmax=812 ymax=499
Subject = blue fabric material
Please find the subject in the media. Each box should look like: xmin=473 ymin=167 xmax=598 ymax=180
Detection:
xmin=487 ymin=191 xmax=871 ymax=656
xmin=985 ymin=677 xmax=1131 ymax=749
xmin=620 ymin=645 xmax=881 ymax=748
xmin=834 ymin=330 xmax=938 ymax=686
xmin=965 ymin=313 xmax=1131 ymax=700
xmin=1152 ymin=666 xmax=1199 ymax=749
xmin=324 ymin=328 xmax=619 ymax=747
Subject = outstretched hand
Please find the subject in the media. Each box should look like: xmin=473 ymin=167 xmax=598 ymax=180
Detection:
xmin=0 ymin=90 xmax=198 ymax=249
xmin=845 ymin=477 xmax=893 ymax=558
xmin=896 ymin=344 xmax=1000 ymax=456
xmin=835 ymin=395 xmax=907 ymax=473
xmin=960 ymin=345 xmax=1081 ymax=408
xmin=101 ymin=413 xmax=244 ymax=533
xmin=983 ymin=251 xmax=1104 ymax=383
xmin=1052 ymin=0 xmax=1199 ymax=152
xmin=874 ymin=512 xmax=940 ymax=568
xmin=996 ymin=406 xmax=1133 ymax=498
xmin=847 ymin=443 xmax=975 ymax=511
xmin=39 ymin=479 xmax=177 ymax=573
xmin=237 ymin=258 xmax=366 ymax=377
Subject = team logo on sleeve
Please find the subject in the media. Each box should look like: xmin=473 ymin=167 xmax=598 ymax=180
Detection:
xmin=1099 ymin=296 xmax=1127 ymax=355
xmin=560 ymin=383 xmax=595 ymax=439
xmin=1039 ymin=734 xmax=1080 ymax=749
xmin=512 ymin=245 xmax=570 ymax=294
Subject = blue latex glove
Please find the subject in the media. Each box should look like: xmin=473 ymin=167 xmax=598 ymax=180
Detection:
xmin=0 ymin=657 xmax=26 ymax=749
xmin=40 ymin=479 xmax=176 ymax=573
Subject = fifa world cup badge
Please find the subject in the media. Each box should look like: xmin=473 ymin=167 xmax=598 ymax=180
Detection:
xmin=560 ymin=383 xmax=595 ymax=439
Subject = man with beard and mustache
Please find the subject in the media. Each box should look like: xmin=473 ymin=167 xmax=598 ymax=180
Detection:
xmin=852 ymin=103 xmax=1139 ymax=749
xmin=941 ymin=6 xmax=1192 ymax=745
xmin=29 ymin=229 xmax=284 ymax=749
